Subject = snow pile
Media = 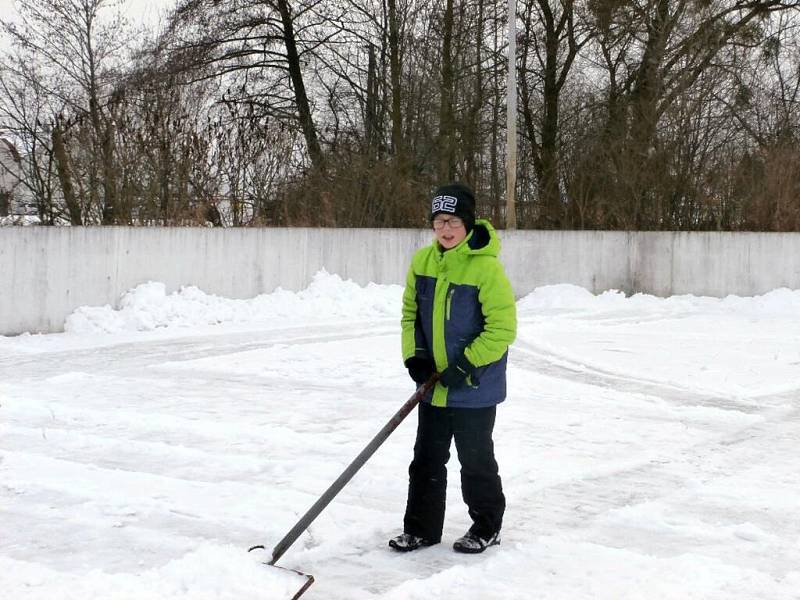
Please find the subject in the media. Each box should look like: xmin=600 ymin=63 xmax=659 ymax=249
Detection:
xmin=516 ymin=284 xmax=632 ymax=311
xmin=0 ymin=544 xmax=309 ymax=600
xmin=63 ymin=276 xmax=800 ymax=336
xmin=509 ymin=283 xmax=800 ymax=399
xmin=65 ymin=270 xmax=403 ymax=333
xmin=518 ymin=283 xmax=800 ymax=318
xmin=718 ymin=287 xmax=800 ymax=317
xmin=64 ymin=275 xmax=800 ymax=337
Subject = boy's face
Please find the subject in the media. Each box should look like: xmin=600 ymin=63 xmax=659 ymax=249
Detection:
xmin=432 ymin=215 xmax=467 ymax=250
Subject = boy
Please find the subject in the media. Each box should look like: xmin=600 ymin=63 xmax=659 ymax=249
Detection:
xmin=390 ymin=182 xmax=517 ymax=554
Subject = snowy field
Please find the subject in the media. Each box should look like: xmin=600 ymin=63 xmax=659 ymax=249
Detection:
xmin=2 ymin=271 xmax=800 ymax=599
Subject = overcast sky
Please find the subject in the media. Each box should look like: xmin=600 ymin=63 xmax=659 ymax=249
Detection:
xmin=0 ymin=0 xmax=175 ymax=42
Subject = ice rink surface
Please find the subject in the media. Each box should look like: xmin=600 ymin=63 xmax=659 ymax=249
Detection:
xmin=2 ymin=274 xmax=800 ymax=599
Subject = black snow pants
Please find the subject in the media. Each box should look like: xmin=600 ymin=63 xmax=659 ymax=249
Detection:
xmin=403 ymin=401 xmax=505 ymax=542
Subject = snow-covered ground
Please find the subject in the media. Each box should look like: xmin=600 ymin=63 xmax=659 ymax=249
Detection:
xmin=2 ymin=272 xmax=800 ymax=599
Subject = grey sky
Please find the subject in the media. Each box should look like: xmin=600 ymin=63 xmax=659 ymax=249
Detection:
xmin=0 ymin=0 xmax=175 ymax=52
xmin=0 ymin=0 xmax=175 ymax=31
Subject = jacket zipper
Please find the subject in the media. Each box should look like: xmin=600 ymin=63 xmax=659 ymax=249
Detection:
xmin=446 ymin=287 xmax=455 ymax=320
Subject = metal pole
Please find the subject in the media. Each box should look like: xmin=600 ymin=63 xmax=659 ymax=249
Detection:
xmin=505 ymin=0 xmax=517 ymax=230
xmin=268 ymin=377 xmax=438 ymax=566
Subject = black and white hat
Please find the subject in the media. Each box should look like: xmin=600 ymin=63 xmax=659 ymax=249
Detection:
xmin=430 ymin=182 xmax=476 ymax=231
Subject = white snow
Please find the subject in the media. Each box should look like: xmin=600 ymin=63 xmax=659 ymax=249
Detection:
xmin=64 ymin=270 xmax=401 ymax=334
xmin=2 ymin=273 xmax=800 ymax=599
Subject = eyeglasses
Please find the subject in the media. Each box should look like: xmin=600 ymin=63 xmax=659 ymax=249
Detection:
xmin=432 ymin=216 xmax=464 ymax=230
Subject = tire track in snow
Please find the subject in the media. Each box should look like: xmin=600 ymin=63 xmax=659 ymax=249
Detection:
xmin=502 ymin=400 xmax=800 ymax=571
xmin=512 ymin=338 xmax=781 ymax=413
xmin=0 ymin=320 xmax=397 ymax=380
xmin=306 ymin=398 xmax=800 ymax=598
xmin=506 ymin=339 xmax=800 ymax=539
xmin=294 ymin=336 xmax=800 ymax=597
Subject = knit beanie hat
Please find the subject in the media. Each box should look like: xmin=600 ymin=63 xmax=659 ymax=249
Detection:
xmin=430 ymin=182 xmax=476 ymax=232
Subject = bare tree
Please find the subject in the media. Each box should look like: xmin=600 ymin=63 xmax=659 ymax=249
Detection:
xmin=162 ymin=0 xmax=344 ymax=174
xmin=583 ymin=0 xmax=800 ymax=228
xmin=0 ymin=55 xmax=62 ymax=223
xmin=517 ymin=0 xmax=590 ymax=227
xmin=1 ymin=0 xmax=132 ymax=223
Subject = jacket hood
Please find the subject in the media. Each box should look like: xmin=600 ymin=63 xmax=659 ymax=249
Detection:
xmin=465 ymin=219 xmax=499 ymax=256
xmin=433 ymin=218 xmax=499 ymax=258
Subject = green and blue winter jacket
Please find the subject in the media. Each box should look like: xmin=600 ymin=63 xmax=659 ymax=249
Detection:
xmin=401 ymin=219 xmax=517 ymax=408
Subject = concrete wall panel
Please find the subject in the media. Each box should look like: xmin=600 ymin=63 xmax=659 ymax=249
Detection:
xmin=2 ymin=227 xmax=799 ymax=335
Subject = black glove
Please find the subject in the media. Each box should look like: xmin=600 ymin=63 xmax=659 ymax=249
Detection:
xmin=405 ymin=356 xmax=435 ymax=384
xmin=438 ymin=354 xmax=476 ymax=389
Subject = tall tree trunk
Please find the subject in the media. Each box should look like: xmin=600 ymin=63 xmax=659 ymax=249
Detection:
xmin=626 ymin=0 xmax=671 ymax=228
xmin=519 ymin=0 xmax=583 ymax=228
xmin=52 ymin=121 xmax=82 ymax=225
xmin=438 ymin=0 xmax=456 ymax=182
xmin=538 ymin=2 xmax=562 ymax=227
xmin=365 ymin=43 xmax=379 ymax=157
xmin=387 ymin=0 xmax=404 ymax=161
xmin=276 ymin=0 xmax=325 ymax=172
xmin=84 ymin=3 xmax=117 ymax=225
xmin=490 ymin=6 xmax=502 ymax=221
xmin=101 ymin=119 xmax=118 ymax=224
xmin=159 ymin=136 xmax=172 ymax=224
xmin=465 ymin=0 xmax=485 ymax=186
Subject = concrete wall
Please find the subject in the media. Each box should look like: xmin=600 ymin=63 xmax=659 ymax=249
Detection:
xmin=502 ymin=230 xmax=800 ymax=298
xmin=2 ymin=227 xmax=800 ymax=335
